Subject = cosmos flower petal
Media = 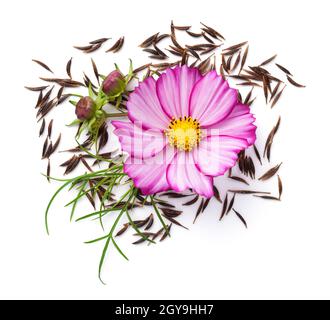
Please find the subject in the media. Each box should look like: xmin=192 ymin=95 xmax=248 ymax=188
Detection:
xmin=112 ymin=121 xmax=167 ymax=159
xmin=194 ymin=135 xmax=249 ymax=176
xmin=166 ymin=151 xmax=214 ymax=198
xmin=127 ymin=77 xmax=170 ymax=130
xmin=189 ymin=71 xmax=238 ymax=127
xmin=124 ymin=145 xmax=176 ymax=195
xmin=156 ymin=65 xmax=202 ymax=118
xmin=207 ymin=103 xmax=257 ymax=146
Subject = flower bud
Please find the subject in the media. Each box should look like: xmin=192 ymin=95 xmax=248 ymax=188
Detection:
xmin=75 ymin=96 xmax=96 ymax=120
xmin=102 ymin=70 xmax=126 ymax=96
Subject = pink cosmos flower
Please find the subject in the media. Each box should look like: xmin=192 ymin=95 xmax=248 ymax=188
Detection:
xmin=112 ymin=66 xmax=256 ymax=198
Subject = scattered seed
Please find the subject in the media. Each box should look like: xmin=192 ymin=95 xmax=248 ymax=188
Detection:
xmin=233 ymin=209 xmax=247 ymax=228
xmin=239 ymin=45 xmax=249 ymax=74
xmin=91 ymin=58 xmax=99 ymax=85
xmin=25 ymin=85 xmax=49 ymax=92
xmin=47 ymin=159 xmax=51 ymax=182
xmin=32 ymin=59 xmax=53 ymax=73
xmin=287 ymin=75 xmax=306 ymax=88
xmin=260 ymin=54 xmax=277 ymax=66
xmin=115 ymin=223 xmax=129 ymax=237
xmin=194 ymin=199 xmax=204 ymax=223
xmin=275 ymin=63 xmax=292 ymax=76
xmin=160 ymin=224 xmax=172 ymax=241
xmin=228 ymin=190 xmax=271 ymax=195
xmin=39 ymin=119 xmax=46 ymax=137
xmin=259 ymin=163 xmax=282 ymax=181
xmin=106 ymin=37 xmax=124 ymax=53
xmin=139 ymin=32 xmax=159 ymax=48
xmin=220 ymin=194 xmax=228 ymax=220
xmin=47 ymin=119 xmax=53 ymax=138
xmin=253 ymin=195 xmax=280 ymax=201
xmin=229 ymin=176 xmax=250 ymax=186
xmin=66 ymin=58 xmax=72 ymax=79
xmin=183 ymin=195 xmax=199 ymax=206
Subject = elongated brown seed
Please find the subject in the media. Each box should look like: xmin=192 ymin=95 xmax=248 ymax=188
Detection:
xmin=32 ymin=59 xmax=53 ymax=73
xmin=287 ymin=75 xmax=306 ymax=88
xmin=66 ymin=58 xmax=72 ymax=79
xmin=106 ymin=37 xmax=124 ymax=53
xmin=259 ymin=163 xmax=282 ymax=181
xmin=233 ymin=209 xmax=247 ymax=228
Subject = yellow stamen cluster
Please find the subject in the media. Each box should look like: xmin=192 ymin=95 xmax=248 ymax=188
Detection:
xmin=166 ymin=116 xmax=202 ymax=151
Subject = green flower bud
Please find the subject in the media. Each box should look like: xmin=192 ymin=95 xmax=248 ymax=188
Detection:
xmin=75 ymin=96 xmax=96 ymax=120
xmin=102 ymin=70 xmax=126 ymax=97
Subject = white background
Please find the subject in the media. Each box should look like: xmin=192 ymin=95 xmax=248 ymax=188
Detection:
xmin=0 ymin=0 xmax=329 ymax=300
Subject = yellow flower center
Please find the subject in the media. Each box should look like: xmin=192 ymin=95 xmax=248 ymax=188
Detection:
xmin=166 ymin=116 xmax=202 ymax=151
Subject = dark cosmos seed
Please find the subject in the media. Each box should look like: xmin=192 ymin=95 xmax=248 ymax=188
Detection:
xmin=202 ymin=32 xmax=215 ymax=44
xmin=47 ymin=159 xmax=51 ymax=182
xmin=64 ymin=155 xmax=81 ymax=175
xmin=47 ymin=119 xmax=53 ymax=138
xmin=232 ymin=51 xmax=241 ymax=71
xmin=253 ymin=195 xmax=281 ymax=201
xmin=66 ymin=58 xmax=72 ymax=79
xmin=193 ymin=199 xmax=204 ymax=224
xmin=161 ymin=192 xmax=191 ymax=198
xmin=160 ymin=224 xmax=172 ymax=242
xmin=145 ymin=214 xmax=154 ymax=230
xmin=25 ymin=85 xmax=49 ymax=92
xmin=220 ymin=194 xmax=228 ymax=220
xmin=223 ymin=41 xmax=248 ymax=52
xmin=81 ymin=157 xmax=93 ymax=173
xmin=44 ymin=142 xmax=53 ymax=159
xmin=228 ymin=190 xmax=271 ymax=195
xmin=239 ymin=45 xmax=249 ymax=74
xmin=183 ymin=195 xmax=199 ymax=206
xmin=244 ymin=88 xmax=254 ymax=105
xmin=49 ymin=134 xmax=61 ymax=157
xmin=287 ymin=75 xmax=306 ymax=88
xmin=186 ymin=30 xmax=203 ymax=37
xmin=139 ymin=32 xmax=159 ymax=48
xmin=133 ymin=63 xmax=152 ymax=74
xmin=89 ymin=37 xmax=110 ymax=45
xmin=32 ymin=59 xmax=53 ymax=73
xmin=57 ymin=87 xmax=64 ymax=99
xmin=42 ymin=137 xmax=48 ymax=158
xmin=115 ymin=224 xmax=129 ymax=237
xmin=226 ymin=195 xmax=236 ymax=215
xmin=173 ymin=25 xmax=191 ymax=31
xmin=260 ymin=54 xmax=277 ymax=66
xmin=233 ymin=209 xmax=247 ymax=228
xmin=186 ymin=47 xmax=200 ymax=60
xmin=200 ymin=22 xmax=225 ymax=40
xmin=106 ymin=37 xmax=124 ymax=53
xmin=39 ymin=119 xmax=46 ymax=137
xmin=160 ymin=208 xmax=182 ymax=218
xmin=74 ymin=44 xmax=94 ymax=51
xmin=84 ymin=43 xmax=102 ymax=53
xmin=259 ymin=163 xmax=283 ymax=181
xmin=278 ymin=175 xmax=283 ymax=199
xmin=149 ymin=55 xmax=167 ymax=60
xmin=40 ymin=77 xmax=84 ymax=88
xmin=270 ymin=81 xmax=282 ymax=102
xmin=143 ymin=48 xmax=159 ymax=55
xmin=202 ymin=198 xmax=211 ymax=212
xmin=253 ymin=145 xmax=262 ymax=165
xmin=229 ymin=176 xmax=250 ymax=186
xmin=91 ymin=58 xmax=99 ymax=85
xmin=271 ymin=85 xmax=286 ymax=108
xmin=162 ymin=215 xmax=188 ymax=230
xmin=275 ymin=63 xmax=292 ymax=76
xmin=155 ymin=34 xmax=170 ymax=43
